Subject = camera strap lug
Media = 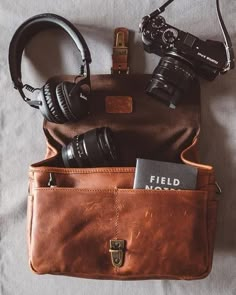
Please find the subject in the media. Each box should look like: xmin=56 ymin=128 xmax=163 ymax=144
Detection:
xmin=111 ymin=28 xmax=129 ymax=74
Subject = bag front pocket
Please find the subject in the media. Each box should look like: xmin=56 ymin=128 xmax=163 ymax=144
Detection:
xmin=28 ymin=187 xmax=210 ymax=280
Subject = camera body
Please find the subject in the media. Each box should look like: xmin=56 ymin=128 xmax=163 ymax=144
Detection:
xmin=141 ymin=15 xmax=227 ymax=81
xmin=140 ymin=0 xmax=234 ymax=107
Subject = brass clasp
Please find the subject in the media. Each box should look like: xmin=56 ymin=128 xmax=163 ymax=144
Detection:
xmin=109 ymin=240 xmax=125 ymax=267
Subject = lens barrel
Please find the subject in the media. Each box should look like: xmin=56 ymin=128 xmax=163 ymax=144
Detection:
xmin=146 ymin=55 xmax=196 ymax=106
xmin=61 ymin=127 xmax=118 ymax=168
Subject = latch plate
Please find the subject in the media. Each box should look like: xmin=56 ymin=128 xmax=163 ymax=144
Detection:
xmin=109 ymin=240 xmax=126 ymax=267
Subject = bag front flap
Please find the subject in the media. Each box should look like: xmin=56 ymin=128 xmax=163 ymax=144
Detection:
xmin=42 ymin=74 xmax=201 ymax=167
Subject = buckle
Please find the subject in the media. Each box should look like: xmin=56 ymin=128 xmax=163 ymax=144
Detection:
xmin=111 ymin=28 xmax=129 ymax=74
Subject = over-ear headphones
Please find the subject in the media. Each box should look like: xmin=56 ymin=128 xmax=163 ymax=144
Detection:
xmin=8 ymin=13 xmax=92 ymax=124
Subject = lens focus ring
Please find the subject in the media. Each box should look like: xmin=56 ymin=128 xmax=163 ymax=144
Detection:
xmin=61 ymin=127 xmax=118 ymax=168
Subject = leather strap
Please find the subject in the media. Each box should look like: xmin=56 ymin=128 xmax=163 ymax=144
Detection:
xmin=111 ymin=28 xmax=129 ymax=74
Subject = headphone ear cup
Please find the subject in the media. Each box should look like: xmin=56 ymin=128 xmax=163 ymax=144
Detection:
xmin=56 ymin=81 xmax=89 ymax=122
xmin=38 ymin=83 xmax=67 ymax=123
xmin=56 ymin=82 xmax=76 ymax=121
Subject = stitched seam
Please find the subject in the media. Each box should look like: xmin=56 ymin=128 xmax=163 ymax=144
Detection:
xmin=206 ymin=173 xmax=211 ymax=273
xmin=29 ymin=167 xmax=135 ymax=174
xmin=31 ymin=169 xmax=135 ymax=174
xmin=114 ymin=190 xmax=119 ymax=274
xmin=115 ymin=190 xmax=119 ymax=240
xmin=117 ymin=190 xmax=207 ymax=195
xmin=34 ymin=188 xmax=116 ymax=193
xmin=34 ymin=187 xmax=207 ymax=194
xmin=29 ymin=195 xmax=34 ymax=262
xmin=202 ymin=193 xmax=209 ymax=275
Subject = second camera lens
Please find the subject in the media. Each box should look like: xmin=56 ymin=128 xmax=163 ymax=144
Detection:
xmin=61 ymin=127 xmax=118 ymax=168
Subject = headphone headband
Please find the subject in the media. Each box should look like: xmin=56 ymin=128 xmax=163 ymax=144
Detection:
xmin=8 ymin=13 xmax=92 ymax=91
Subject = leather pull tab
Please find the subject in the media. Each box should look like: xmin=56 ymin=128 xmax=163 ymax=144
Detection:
xmin=111 ymin=28 xmax=129 ymax=74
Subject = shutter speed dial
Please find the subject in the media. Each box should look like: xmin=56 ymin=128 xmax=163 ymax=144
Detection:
xmin=162 ymin=28 xmax=178 ymax=44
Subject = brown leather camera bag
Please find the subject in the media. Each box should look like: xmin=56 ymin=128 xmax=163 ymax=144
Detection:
xmin=27 ymin=73 xmax=218 ymax=280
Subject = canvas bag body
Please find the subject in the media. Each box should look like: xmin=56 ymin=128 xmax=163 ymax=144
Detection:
xmin=27 ymin=74 xmax=218 ymax=280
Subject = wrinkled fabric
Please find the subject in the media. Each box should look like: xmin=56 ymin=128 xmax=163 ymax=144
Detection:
xmin=1 ymin=0 xmax=236 ymax=294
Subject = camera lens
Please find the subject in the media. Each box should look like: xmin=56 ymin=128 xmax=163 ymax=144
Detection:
xmin=61 ymin=127 xmax=118 ymax=168
xmin=146 ymin=55 xmax=196 ymax=106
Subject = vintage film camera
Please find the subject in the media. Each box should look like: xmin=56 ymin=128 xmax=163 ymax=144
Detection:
xmin=140 ymin=0 xmax=235 ymax=108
